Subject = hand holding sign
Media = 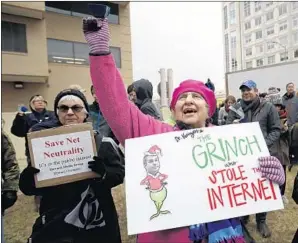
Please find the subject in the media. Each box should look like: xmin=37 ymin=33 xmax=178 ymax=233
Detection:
xmin=88 ymin=156 xmax=106 ymax=178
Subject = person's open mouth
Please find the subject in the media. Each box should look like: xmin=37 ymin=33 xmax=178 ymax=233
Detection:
xmin=183 ymin=108 xmax=197 ymax=115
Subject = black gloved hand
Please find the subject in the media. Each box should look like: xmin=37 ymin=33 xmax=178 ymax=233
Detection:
xmin=2 ymin=191 xmax=17 ymax=212
xmin=88 ymin=156 xmax=106 ymax=177
xmin=19 ymin=166 xmax=40 ymax=196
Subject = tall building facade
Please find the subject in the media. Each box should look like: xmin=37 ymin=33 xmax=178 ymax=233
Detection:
xmin=222 ymin=1 xmax=298 ymax=73
xmin=1 ymin=1 xmax=132 ymax=163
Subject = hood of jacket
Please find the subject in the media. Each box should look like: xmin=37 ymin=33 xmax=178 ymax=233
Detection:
xmin=133 ymin=79 xmax=153 ymax=107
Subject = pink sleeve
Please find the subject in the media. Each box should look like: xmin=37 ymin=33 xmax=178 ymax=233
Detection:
xmin=159 ymin=174 xmax=168 ymax=181
xmin=89 ymin=55 xmax=173 ymax=145
xmin=140 ymin=176 xmax=149 ymax=185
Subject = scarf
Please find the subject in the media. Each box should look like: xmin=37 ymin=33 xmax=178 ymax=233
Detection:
xmin=279 ymin=109 xmax=287 ymax=119
xmin=174 ymin=122 xmax=246 ymax=243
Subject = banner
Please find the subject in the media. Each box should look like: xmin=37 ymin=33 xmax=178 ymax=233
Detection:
xmin=125 ymin=122 xmax=284 ymax=235
xmin=28 ymin=123 xmax=98 ymax=188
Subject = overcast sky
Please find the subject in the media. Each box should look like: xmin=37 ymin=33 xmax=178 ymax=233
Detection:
xmin=130 ymin=2 xmax=224 ymax=98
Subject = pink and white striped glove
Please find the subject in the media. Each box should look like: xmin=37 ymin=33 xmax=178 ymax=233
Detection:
xmin=82 ymin=17 xmax=110 ymax=54
xmin=259 ymin=156 xmax=285 ymax=186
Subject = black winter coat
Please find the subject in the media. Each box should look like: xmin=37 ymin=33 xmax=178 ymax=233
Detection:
xmin=133 ymin=79 xmax=163 ymax=120
xmin=19 ymin=120 xmax=124 ymax=243
xmin=226 ymin=99 xmax=281 ymax=155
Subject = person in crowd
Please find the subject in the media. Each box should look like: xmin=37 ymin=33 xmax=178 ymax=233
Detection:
xmin=266 ymin=87 xmax=281 ymax=104
xmin=11 ymin=95 xmax=56 ymax=212
xmin=289 ymin=121 xmax=298 ymax=172
xmin=2 ymin=121 xmax=20 ymax=243
xmin=69 ymin=84 xmax=86 ymax=93
xmin=83 ymin=16 xmax=285 ymax=243
xmin=259 ymin=92 xmax=267 ymax=102
xmin=282 ymin=82 xmax=298 ymax=128
xmin=218 ymin=95 xmax=236 ymax=125
xmin=127 ymin=84 xmax=137 ymax=103
xmin=292 ymin=171 xmax=298 ymax=243
xmin=272 ymin=101 xmax=290 ymax=204
xmin=226 ymin=80 xmax=281 ymax=238
xmin=205 ymin=79 xmax=218 ymax=125
xmin=89 ymin=85 xmax=118 ymax=143
xmin=19 ymin=89 xmax=125 ymax=243
xmin=128 ymin=79 xmax=163 ymax=120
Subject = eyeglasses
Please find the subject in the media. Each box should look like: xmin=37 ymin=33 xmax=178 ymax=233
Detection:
xmin=58 ymin=105 xmax=84 ymax=113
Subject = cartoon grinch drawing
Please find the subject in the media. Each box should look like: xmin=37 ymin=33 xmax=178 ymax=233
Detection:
xmin=140 ymin=145 xmax=171 ymax=220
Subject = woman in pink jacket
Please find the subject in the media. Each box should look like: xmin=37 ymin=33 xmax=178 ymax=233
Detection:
xmin=82 ymin=16 xmax=285 ymax=243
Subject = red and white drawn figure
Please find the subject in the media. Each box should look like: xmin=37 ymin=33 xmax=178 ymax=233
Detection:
xmin=140 ymin=145 xmax=170 ymax=220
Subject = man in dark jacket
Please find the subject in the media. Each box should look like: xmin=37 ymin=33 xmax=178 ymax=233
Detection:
xmin=282 ymin=82 xmax=298 ymax=127
xmin=132 ymin=79 xmax=163 ymax=120
xmin=226 ymin=80 xmax=281 ymax=238
xmin=89 ymin=85 xmax=118 ymax=143
xmin=19 ymin=89 xmax=124 ymax=243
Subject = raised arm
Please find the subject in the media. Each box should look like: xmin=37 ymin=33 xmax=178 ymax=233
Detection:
xmin=84 ymin=17 xmax=172 ymax=145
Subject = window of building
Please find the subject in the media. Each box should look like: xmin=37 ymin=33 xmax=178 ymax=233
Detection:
xmin=231 ymin=33 xmax=237 ymax=49
xmin=293 ymin=2 xmax=298 ymax=10
xmin=245 ymin=21 xmax=251 ymax=30
xmin=268 ymin=55 xmax=275 ymax=64
xmin=231 ymin=58 xmax=238 ymax=71
xmin=255 ymin=1 xmax=262 ymax=12
xmin=256 ymin=44 xmax=264 ymax=53
xmin=266 ymin=26 xmax=274 ymax=36
xmin=47 ymin=39 xmax=122 ymax=67
xmin=293 ymin=15 xmax=298 ymax=28
xmin=280 ymin=52 xmax=288 ymax=61
xmin=294 ymin=49 xmax=298 ymax=58
xmin=267 ymin=42 xmax=275 ymax=50
xmin=294 ymin=32 xmax=298 ymax=44
xmin=245 ymin=34 xmax=252 ymax=44
xmin=1 ymin=21 xmax=27 ymax=53
xmin=225 ymin=34 xmax=230 ymax=72
xmin=266 ymin=11 xmax=274 ymax=21
xmin=45 ymin=1 xmax=120 ymax=24
xmin=255 ymin=16 xmax=262 ymax=26
xmin=244 ymin=2 xmax=251 ymax=17
xmin=255 ymin=30 xmax=262 ymax=40
xmin=266 ymin=2 xmax=273 ymax=8
xmin=246 ymin=61 xmax=253 ymax=69
xmin=224 ymin=6 xmax=228 ymax=29
xmin=279 ymin=3 xmax=288 ymax=16
xmin=279 ymin=20 xmax=288 ymax=32
xmin=246 ymin=48 xmax=252 ymax=56
xmin=280 ymin=36 xmax=288 ymax=45
xmin=229 ymin=2 xmax=236 ymax=24
xmin=256 ymin=58 xmax=263 ymax=66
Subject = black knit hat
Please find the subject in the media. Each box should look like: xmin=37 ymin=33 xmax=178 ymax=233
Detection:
xmin=54 ymin=89 xmax=89 ymax=117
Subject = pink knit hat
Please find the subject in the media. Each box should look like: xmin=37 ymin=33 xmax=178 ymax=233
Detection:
xmin=170 ymin=80 xmax=216 ymax=117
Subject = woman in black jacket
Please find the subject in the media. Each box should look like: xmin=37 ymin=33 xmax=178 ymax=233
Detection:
xmin=19 ymin=89 xmax=125 ymax=243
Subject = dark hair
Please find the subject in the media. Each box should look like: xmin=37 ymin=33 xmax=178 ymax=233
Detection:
xmin=127 ymin=84 xmax=135 ymax=94
xmin=90 ymin=85 xmax=94 ymax=95
xmin=224 ymin=95 xmax=236 ymax=104
xmin=259 ymin=92 xmax=267 ymax=98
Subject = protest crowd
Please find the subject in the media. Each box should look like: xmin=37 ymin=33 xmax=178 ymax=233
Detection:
xmin=1 ymin=5 xmax=298 ymax=243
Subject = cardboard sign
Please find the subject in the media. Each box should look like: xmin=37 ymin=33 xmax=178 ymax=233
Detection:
xmin=125 ymin=122 xmax=284 ymax=235
xmin=28 ymin=123 xmax=98 ymax=188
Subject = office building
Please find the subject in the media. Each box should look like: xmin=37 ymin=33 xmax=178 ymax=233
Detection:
xmin=222 ymin=1 xmax=298 ymax=73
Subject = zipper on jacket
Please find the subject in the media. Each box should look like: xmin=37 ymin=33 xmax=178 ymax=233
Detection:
xmin=28 ymin=238 xmax=32 ymax=243
xmin=42 ymin=215 xmax=46 ymax=225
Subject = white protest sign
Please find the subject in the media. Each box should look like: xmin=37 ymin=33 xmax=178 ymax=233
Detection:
xmin=28 ymin=123 xmax=98 ymax=187
xmin=125 ymin=122 xmax=284 ymax=235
